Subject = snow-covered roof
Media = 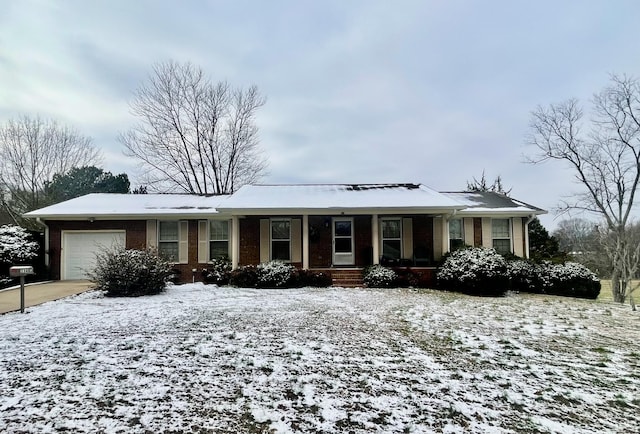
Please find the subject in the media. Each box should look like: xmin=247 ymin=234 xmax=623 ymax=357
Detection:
xmin=22 ymin=186 xmax=546 ymax=220
xmin=217 ymin=184 xmax=466 ymax=213
xmin=23 ymin=193 xmax=229 ymax=219
xmin=442 ymin=191 xmax=546 ymax=216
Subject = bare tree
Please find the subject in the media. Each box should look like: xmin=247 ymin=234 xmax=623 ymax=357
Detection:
xmin=0 ymin=116 xmax=101 ymax=227
xmin=120 ymin=61 xmax=267 ymax=195
xmin=554 ymin=218 xmax=610 ymax=276
xmin=466 ymin=170 xmax=512 ymax=196
xmin=528 ymin=74 xmax=640 ymax=306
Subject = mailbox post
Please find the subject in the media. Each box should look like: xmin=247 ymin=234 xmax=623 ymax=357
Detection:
xmin=9 ymin=266 xmax=34 ymax=313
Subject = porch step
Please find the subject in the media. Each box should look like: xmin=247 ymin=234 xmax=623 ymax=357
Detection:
xmin=330 ymin=270 xmax=364 ymax=288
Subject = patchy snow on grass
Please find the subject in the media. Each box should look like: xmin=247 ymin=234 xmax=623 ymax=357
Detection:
xmin=1 ymin=284 xmax=639 ymax=433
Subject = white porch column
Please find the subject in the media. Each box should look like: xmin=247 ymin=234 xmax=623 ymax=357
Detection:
xmin=442 ymin=216 xmax=450 ymax=254
xmin=302 ymin=215 xmax=309 ymax=269
xmin=231 ymin=216 xmax=240 ymax=269
xmin=372 ymin=214 xmax=379 ymax=264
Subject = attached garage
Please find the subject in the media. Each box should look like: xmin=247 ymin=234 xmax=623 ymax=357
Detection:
xmin=61 ymin=231 xmax=126 ymax=280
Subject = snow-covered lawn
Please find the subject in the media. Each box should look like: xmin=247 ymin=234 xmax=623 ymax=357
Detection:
xmin=1 ymin=284 xmax=639 ymax=433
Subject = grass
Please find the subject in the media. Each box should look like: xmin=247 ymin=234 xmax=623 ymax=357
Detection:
xmin=0 ymin=284 xmax=639 ymax=433
xmin=598 ymin=279 xmax=640 ymax=303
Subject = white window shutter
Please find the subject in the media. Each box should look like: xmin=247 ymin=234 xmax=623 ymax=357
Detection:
xmin=512 ymin=218 xmax=524 ymax=257
xmin=402 ymin=217 xmax=413 ymax=259
xmin=178 ymin=221 xmax=189 ymax=264
xmin=482 ymin=218 xmax=492 ymax=248
xmin=198 ymin=220 xmax=209 ymax=264
xmin=463 ymin=218 xmax=474 ymax=246
xmin=433 ymin=217 xmax=443 ymax=260
xmin=291 ymin=218 xmax=302 ymax=263
xmin=146 ymin=220 xmax=157 ymax=249
xmin=260 ymin=219 xmax=270 ymax=263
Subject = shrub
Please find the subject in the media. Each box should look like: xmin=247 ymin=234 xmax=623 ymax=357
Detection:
xmin=507 ymin=259 xmax=543 ymax=293
xmin=394 ymin=268 xmax=432 ymax=288
xmin=90 ymin=247 xmax=172 ymax=297
xmin=541 ymin=261 xmax=601 ymax=299
xmin=0 ymin=225 xmax=40 ymax=287
xmin=506 ymin=259 xmax=600 ymax=299
xmin=202 ymin=257 xmax=232 ymax=285
xmin=437 ymin=247 xmax=509 ymax=296
xmin=363 ymin=265 xmax=397 ymax=288
xmin=229 ymin=265 xmax=259 ymax=288
xmin=0 ymin=224 xmax=39 ymax=263
xmin=257 ymin=260 xmax=295 ymax=288
xmin=293 ymin=269 xmax=332 ymax=287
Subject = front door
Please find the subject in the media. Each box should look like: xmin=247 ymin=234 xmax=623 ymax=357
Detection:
xmin=333 ymin=218 xmax=354 ymax=265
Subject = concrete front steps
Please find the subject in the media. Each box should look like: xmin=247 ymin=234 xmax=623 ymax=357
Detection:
xmin=329 ymin=269 xmax=364 ymax=287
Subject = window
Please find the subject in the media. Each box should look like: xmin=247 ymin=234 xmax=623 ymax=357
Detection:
xmin=210 ymin=220 xmax=229 ymax=260
xmin=381 ymin=218 xmax=402 ymax=260
xmin=449 ymin=218 xmax=464 ymax=251
xmin=158 ymin=221 xmax=179 ymax=261
xmin=271 ymin=219 xmax=291 ymax=261
xmin=492 ymin=219 xmax=511 ymax=254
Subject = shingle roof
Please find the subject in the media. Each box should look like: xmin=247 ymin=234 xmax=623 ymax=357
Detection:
xmin=442 ymin=191 xmax=546 ymax=215
xmin=23 ymin=185 xmax=546 ymax=219
xmin=217 ymin=183 xmax=466 ymax=212
xmin=23 ymin=193 xmax=229 ymax=219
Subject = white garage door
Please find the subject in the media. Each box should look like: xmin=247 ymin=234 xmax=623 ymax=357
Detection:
xmin=62 ymin=231 xmax=126 ymax=280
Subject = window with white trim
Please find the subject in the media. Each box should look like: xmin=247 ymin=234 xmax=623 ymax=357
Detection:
xmin=492 ymin=218 xmax=511 ymax=255
xmin=210 ymin=220 xmax=229 ymax=260
xmin=271 ymin=219 xmax=291 ymax=261
xmin=381 ymin=218 xmax=402 ymax=260
xmin=158 ymin=220 xmax=179 ymax=261
xmin=449 ymin=218 xmax=464 ymax=251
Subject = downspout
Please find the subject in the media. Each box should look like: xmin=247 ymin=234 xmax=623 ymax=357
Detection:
xmin=524 ymin=214 xmax=535 ymax=259
xmin=36 ymin=217 xmax=50 ymax=267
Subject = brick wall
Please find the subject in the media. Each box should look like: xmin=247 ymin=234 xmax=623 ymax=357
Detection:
xmin=239 ymin=217 xmax=260 ymax=265
xmin=473 ymin=217 xmax=483 ymax=247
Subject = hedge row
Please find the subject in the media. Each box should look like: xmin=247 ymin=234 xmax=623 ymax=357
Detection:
xmin=436 ymin=247 xmax=600 ymax=298
xmin=204 ymin=259 xmax=332 ymax=289
xmin=90 ymin=247 xmax=600 ymax=299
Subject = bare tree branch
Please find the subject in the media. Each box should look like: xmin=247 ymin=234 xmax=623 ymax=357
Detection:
xmin=120 ymin=60 xmax=267 ymax=195
xmin=527 ymin=75 xmax=640 ymax=306
xmin=0 ymin=116 xmax=101 ymax=228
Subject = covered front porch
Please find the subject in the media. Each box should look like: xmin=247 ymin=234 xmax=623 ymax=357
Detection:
xmin=229 ymin=213 xmax=457 ymax=270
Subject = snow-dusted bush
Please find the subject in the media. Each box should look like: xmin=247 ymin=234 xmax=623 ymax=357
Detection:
xmin=540 ymin=261 xmax=601 ymax=299
xmin=363 ymin=265 xmax=397 ymax=288
xmin=506 ymin=259 xmax=600 ymax=299
xmin=229 ymin=265 xmax=259 ymax=288
xmin=507 ymin=260 xmax=542 ymax=293
xmin=293 ymin=269 xmax=332 ymax=287
xmin=0 ymin=225 xmax=39 ymax=264
xmin=90 ymin=247 xmax=172 ymax=297
xmin=0 ymin=224 xmax=40 ymax=286
xmin=437 ymin=247 xmax=509 ymax=296
xmin=257 ymin=260 xmax=295 ymax=288
xmin=202 ymin=257 xmax=232 ymax=285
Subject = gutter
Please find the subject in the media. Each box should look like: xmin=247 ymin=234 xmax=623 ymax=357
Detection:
xmin=35 ymin=217 xmax=50 ymax=267
xmin=524 ymin=214 xmax=536 ymax=259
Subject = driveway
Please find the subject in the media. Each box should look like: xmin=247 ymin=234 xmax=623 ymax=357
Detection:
xmin=0 ymin=280 xmax=94 ymax=314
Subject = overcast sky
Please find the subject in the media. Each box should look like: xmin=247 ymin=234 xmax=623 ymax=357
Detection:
xmin=2 ymin=0 xmax=639 ymax=229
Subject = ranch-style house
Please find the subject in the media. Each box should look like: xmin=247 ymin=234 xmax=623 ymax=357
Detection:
xmin=24 ymin=183 xmax=545 ymax=286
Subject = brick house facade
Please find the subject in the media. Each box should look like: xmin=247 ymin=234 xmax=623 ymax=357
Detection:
xmin=26 ymin=184 xmax=545 ymax=285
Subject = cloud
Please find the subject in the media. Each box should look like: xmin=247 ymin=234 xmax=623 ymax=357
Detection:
xmin=2 ymin=0 xmax=640 ymax=231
